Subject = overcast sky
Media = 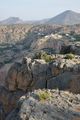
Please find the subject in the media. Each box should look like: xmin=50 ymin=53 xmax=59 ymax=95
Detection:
xmin=0 ymin=0 xmax=80 ymax=20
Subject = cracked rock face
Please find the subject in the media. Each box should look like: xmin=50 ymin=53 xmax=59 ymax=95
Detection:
xmin=6 ymin=89 xmax=80 ymax=120
xmin=0 ymin=86 xmax=25 ymax=115
xmin=0 ymin=55 xmax=79 ymax=119
xmin=6 ymin=56 xmax=80 ymax=93
xmin=6 ymin=58 xmax=49 ymax=91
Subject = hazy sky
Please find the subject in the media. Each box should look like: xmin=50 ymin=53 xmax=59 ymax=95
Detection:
xmin=0 ymin=0 xmax=80 ymax=20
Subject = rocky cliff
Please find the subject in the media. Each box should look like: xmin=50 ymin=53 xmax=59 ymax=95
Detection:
xmin=6 ymin=55 xmax=80 ymax=93
xmin=0 ymin=24 xmax=80 ymax=119
xmin=6 ymin=89 xmax=80 ymax=120
xmin=0 ymin=54 xmax=80 ymax=119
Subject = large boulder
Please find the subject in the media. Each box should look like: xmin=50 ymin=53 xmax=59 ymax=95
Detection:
xmin=17 ymin=64 xmax=32 ymax=91
xmin=31 ymin=35 xmax=65 ymax=54
xmin=31 ymin=59 xmax=48 ymax=89
xmin=6 ymin=58 xmax=49 ymax=91
xmin=0 ymin=86 xmax=25 ymax=115
xmin=47 ymin=59 xmax=80 ymax=93
xmin=0 ymin=64 xmax=11 ymax=87
xmin=47 ymin=72 xmax=73 ymax=90
xmin=6 ymin=57 xmax=33 ymax=91
xmin=6 ymin=62 xmax=22 ymax=91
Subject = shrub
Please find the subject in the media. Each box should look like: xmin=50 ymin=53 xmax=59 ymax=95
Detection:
xmin=37 ymin=91 xmax=51 ymax=101
xmin=33 ymin=52 xmax=54 ymax=62
xmin=41 ymin=53 xmax=53 ymax=62
xmin=65 ymin=53 xmax=75 ymax=60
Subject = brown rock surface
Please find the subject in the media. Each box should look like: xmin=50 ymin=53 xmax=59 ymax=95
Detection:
xmin=6 ymin=62 xmax=22 ymax=91
xmin=0 ymin=86 xmax=25 ymax=115
xmin=6 ymin=89 xmax=80 ymax=120
xmin=0 ymin=24 xmax=32 ymax=43
xmin=5 ymin=56 xmax=80 ymax=94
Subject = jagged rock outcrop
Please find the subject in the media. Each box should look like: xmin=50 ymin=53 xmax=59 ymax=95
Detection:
xmin=0 ymin=24 xmax=80 ymax=120
xmin=6 ymin=62 xmax=22 ymax=91
xmin=0 ymin=55 xmax=80 ymax=119
xmin=0 ymin=86 xmax=25 ymax=119
xmin=6 ymin=58 xmax=48 ymax=91
xmin=61 ymin=42 xmax=80 ymax=55
xmin=31 ymin=34 xmax=65 ymax=54
xmin=6 ymin=56 xmax=80 ymax=93
xmin=0 ymin=64 xmax=12 ymax=91
xmin=0 ymin=55 xmax=79 ymax=118
xmin=6 ymin=89 xmax=80 ymax=120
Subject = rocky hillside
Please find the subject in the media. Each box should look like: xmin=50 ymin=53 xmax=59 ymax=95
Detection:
xmin=5 ymin=55 xmax=80 ymax=93
xmin=0 ymin=55 xmax=80 ymax=119
xmin=0 ymin=10 xmax=80 ymax=25
xmin=6 ymin=89 xmax=80 ymax=120
xmin=0 ymin=17 xmax=23 ymax=25
xmin=0 ymin=24 xmax=32 ymax=43
xmin=0 ymin=24 xmax=80 ymax=119
xmin=0 ymin=24 xmax=80 ymax=69
xmin=0 ymin=24 xmax=80 ymax=44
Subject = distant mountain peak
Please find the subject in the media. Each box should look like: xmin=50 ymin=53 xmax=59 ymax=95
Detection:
xmin=0 ymin=17 xmax=23 ymax=25
xmin=0 ymin=10 xmax=80 ymax=25
xmin=61 ymin=10 xmax=80 ymax=16
xmin=47 ymin=10 xmax=80 ymax=25
xmin=6 ymin=17 xmax=21 ymax=20
xmin=64 ymin=10 xmax=75 ymax=13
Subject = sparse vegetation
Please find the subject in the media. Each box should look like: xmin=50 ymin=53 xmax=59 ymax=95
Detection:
xmin=41 ymin=53 xmax=54 ymax=62
xmin=65 ymin=53 xmax=75 ymax=59
xmin=37 ymin=90 xmax=51 ymax=101
xmin=33 ymin=52 xmax=54 ymax=62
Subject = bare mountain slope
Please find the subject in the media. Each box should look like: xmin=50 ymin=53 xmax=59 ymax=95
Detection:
xmin=0 ymin=10 xmax=80 ymax=25
xmin=0 ymin=17 xmax=23 ymax=25
xmin=47 ymin=10 xmax=80 ymax=25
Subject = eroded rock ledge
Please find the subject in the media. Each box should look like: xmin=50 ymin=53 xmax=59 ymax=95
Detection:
xmin=6 ymin=55 xmax=80 ymax=93
xmin=6 ymin=89 xmax=80 ymax=120
xmin=0 ymin=55 xmax=80 ymax=119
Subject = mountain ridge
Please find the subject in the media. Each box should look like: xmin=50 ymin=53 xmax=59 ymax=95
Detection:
xmin=0 ymin=17 xmax=23 ymax=24
xmin=0 ymin=10 xmax=80 ymax=25
xmin=47 ymin=10 xmax=80 ymax=25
